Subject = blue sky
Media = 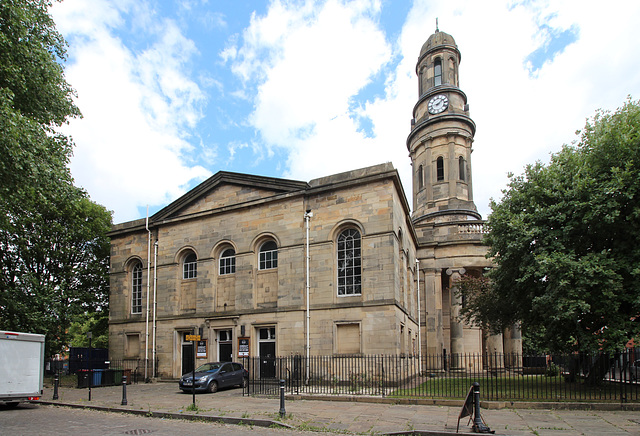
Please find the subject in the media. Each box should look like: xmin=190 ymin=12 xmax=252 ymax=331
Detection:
xmin=50 ymin=0 xmax=640 ymax=223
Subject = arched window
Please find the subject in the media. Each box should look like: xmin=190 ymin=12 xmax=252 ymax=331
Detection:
xmin=436 ymin=156 xmax=444 ymax=181
xmin=434 ymin=58 xmax=442 ymax=87
xmin=337 ymin=229 xmax=362 ymax=296
xmin=259 ymin=241 xmax=278 ymax=270
xmin=219 ymin=248 xmax=236 ymax=275
xmin=418 ymin=165 xmax=424 ymax=190
xmin=183 ymin=252 xmax=197 ymax=279
xmin=459 ymin=156 xmax=465 ymax=181
xmin=131 ymin=262 xmax=143 ymax=314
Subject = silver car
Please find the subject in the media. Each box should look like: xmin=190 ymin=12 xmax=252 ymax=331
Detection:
xmin=179 ymin=362 xmax=248 ymax=393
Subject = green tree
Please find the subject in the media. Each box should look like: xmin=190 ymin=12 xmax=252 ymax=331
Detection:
xmin=467 ymin=98 xmax=640 ymax=354
xmin=68 ymin=311 xmax=109 ymax=349
xmin=0 ymin=0 xmax=112 ymax=357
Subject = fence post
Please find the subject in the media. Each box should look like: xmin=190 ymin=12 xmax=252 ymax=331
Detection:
xmin=381 ymin=354 xmax=385 ymax=397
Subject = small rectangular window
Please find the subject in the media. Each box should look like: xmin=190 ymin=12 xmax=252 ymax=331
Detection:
xmin=336 ymin=324 xmax=361 ymax=354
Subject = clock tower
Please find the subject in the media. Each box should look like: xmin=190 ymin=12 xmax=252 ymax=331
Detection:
xmin=407 ymin=27 xmax=479 ymax=225
xmin=408 ymin=26 xmax=507 ymax=362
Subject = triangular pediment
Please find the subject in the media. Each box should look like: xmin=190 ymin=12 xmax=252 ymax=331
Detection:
xmin=152 ymin=171 xmax=308 ymax=222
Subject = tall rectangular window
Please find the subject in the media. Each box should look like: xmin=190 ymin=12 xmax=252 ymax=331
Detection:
xmin=434 ymin=58 xmax=442 ymax=86
xmin=132 ymin=263 xmax=142 ymax=314
xmin=436 ymin=156 xmax=444 ymax=181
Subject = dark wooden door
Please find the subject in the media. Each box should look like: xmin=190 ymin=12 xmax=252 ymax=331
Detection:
xmin=182 ymin=343 xmax=194 ymax=376
xmin=259 ymin=342 xmax=276 ymax=378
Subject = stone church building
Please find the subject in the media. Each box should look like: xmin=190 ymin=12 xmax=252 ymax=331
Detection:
xmin=108 ymin=28 xmax=521 ymax=378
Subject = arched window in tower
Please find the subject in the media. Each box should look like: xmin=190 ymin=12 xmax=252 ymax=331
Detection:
xmin=434 ymin=58 xmax=442 ymax=87
xmin=459 ymin=156 xmax=465 ymax=181
xmin=449 ymin=57 xmax=457 ymax=86
xmin=418 ymin=165 xmax=424 ymax=189
xmin=436 ymin=156 xmax=444 ymax=181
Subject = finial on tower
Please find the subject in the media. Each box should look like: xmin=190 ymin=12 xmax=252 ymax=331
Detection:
xmin=435 ymin=18 xmax=439 ymax=33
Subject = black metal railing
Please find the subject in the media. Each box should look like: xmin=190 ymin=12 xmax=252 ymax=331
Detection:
xmin=242 ymin=350 xmax=640 ymax=403
xmin=48 ymin=358 xmax=158 ymax=387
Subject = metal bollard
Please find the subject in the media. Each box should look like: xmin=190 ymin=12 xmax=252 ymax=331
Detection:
xmin=52 ymin=372 xmax=59 ymax=400
xmin=278 ymin=379 xmax=286 ymax=418
xmin=121 ymin=375 xmax=128 ymax=406
xmin=471 ymin=382 xmax=494 ymax=434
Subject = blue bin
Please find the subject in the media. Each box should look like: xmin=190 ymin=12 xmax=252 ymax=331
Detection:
xmin=92 ymin=369 xmax=104 ymax=386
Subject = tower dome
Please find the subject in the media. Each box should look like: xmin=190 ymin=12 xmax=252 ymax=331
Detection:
xmin=419 ymin=29 xmax=458 ymax=59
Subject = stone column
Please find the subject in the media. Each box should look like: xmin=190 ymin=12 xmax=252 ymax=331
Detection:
xmin=504 ymin=323 xmax=523 ymax=369
xmin=485 ymin=331 xmax=504 ymax=372
xmin=447 ymin=268 xmax=465 ymax=369
xmin=424 ymin=268 xmax=443 ymax=369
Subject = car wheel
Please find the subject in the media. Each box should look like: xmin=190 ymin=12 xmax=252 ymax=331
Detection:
xmin=207 ymin=380 xmax=218 ymax=393
xmin=241 ymin=377 xmax=248 ymax=389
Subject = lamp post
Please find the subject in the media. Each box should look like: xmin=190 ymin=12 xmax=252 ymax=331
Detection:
xmin=87 ymin=331 xmax=92 ymax=401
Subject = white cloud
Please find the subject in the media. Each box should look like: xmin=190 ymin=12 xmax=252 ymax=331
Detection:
xmin=228 ymin=0 xmax=640 ymax=219
xmin=50 ymin=0 xmax=640 ymax=223
xmin=52 ymin=0 xmax=211 ymax=222
xmin=226 ymin=0 xmax=399 ymax=178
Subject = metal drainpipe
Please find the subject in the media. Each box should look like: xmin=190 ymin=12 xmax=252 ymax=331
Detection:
xmin=152 ymin=240 xmax=158 ymax=379
xmin=416 ymin=258 xmax=422 ymax=374
xmin=304 ymin=210 xmax=313 ymax=385
xmin=145 ymin=207 xmax=151 ymax=381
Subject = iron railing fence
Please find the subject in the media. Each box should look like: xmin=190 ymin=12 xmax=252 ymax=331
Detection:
xmin=242 ymin=351 xmax=640 ymax=403
xmin=49 ymin=358 xmax=158 ymax=382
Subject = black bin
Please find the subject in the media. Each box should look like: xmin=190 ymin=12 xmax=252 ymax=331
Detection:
xmin=77 ymin=370 xmax=90 ymax=388
xmin=103 ymin=369 xmax=115 ymax=386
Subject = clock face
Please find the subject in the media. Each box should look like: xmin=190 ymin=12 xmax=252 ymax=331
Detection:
xmin=428 ymin=94 xmax=449 ymax=114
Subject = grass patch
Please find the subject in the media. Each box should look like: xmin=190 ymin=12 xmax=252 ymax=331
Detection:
xmin=388 ymin=374 xmax=637 ymax=402
xmin=186 ymin=402 xmax=201 ymax=412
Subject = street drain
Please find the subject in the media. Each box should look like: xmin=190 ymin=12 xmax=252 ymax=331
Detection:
xmin=124 ymin=430 xmax=155 ymax=435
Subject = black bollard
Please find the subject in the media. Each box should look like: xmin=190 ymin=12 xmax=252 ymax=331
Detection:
xmin=278 ymin=379 xmax=286 ymax=418
xmin=52 ymin=372 xmax=59 ymax=400
xmin=471 ymin=382 xmax=494 ymax=434
xmin=121 ymin=375 xmax=128 ymax=406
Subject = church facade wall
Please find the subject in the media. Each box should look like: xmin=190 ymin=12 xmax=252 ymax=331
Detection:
xmin=109 ymin=165 xmax=420 ymax=378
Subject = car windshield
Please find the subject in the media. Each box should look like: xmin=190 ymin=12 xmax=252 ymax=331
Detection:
xmin=195 ymin=363 xmax=222 ymax=372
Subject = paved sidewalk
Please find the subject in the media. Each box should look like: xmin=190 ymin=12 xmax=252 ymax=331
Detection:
xmin=38 ymin=382 xmax=640 ymax=435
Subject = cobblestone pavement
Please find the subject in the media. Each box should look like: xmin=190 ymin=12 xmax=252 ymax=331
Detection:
xmin=0 ymin=403 xmax=315 ymax=436
xmin=35 ymin=381 xmax=640 ymax=435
